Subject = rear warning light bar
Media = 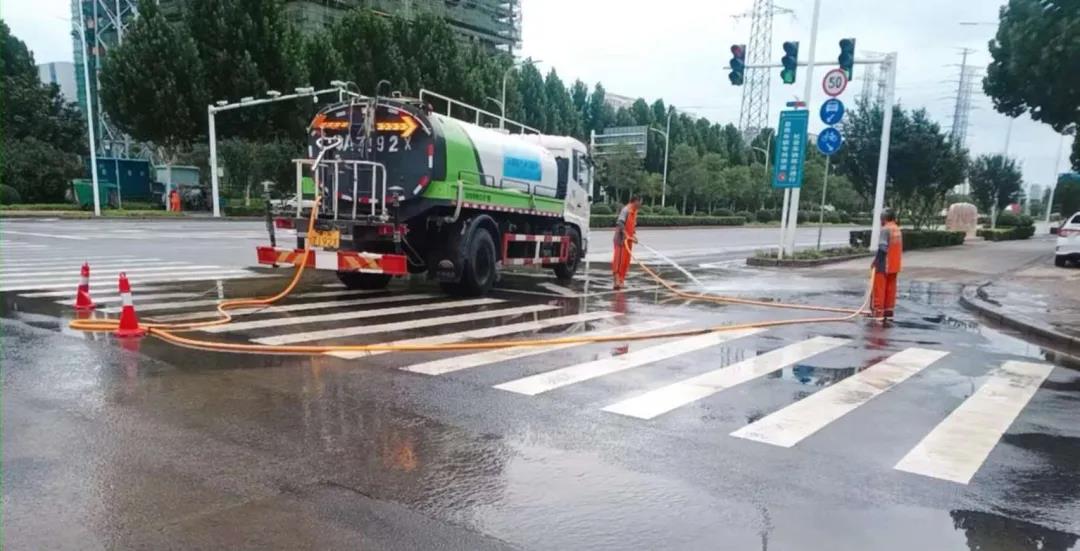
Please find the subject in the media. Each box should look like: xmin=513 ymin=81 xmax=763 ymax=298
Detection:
xmin=256 ymin=246 xmax=407 ymax=276
xmin=274 ymin=218 xmax=295 ymax=229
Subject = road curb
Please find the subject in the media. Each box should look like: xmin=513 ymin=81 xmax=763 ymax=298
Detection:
xmin=960 ymin=284 xmax=1080 ymax=354
xmin=745 ymin=252 xmax=872 ymax=268
xmin=0 ymin=211 xmax=265 ymax=221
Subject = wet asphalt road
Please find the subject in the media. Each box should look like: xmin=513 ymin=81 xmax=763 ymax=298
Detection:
xmin=3 ymin=219 xmax=1079 ymax=550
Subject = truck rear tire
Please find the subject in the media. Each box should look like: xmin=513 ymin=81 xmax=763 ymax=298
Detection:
xmin=337 ymin=272 xmax=392 ymax=290
xmin=553 ymin=227 xmax=582 ymax=281
xmin=1055 ymin=256 xmax=1068 ymax=267
xmin=456 ymin=227 xmax=498 ymax=296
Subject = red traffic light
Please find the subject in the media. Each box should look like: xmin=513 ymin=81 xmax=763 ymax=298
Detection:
xmin=731 ymin=44 xmax=745 ymax=58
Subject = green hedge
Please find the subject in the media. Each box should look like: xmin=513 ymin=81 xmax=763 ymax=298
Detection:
xmin=225 ymin=204 xmax=269 ymax=216
xmin=992 ymin=212 xmax=1034 ymax=228
xmin=0 ymin=202 xmax=82 ymax=211
xmin=977 ymin=226 xmax=1035 ymax=241
xmin=850 ymin=229 xmax=965 ymax=250
xmin=590 ymin=215 xmax=746 ymax=228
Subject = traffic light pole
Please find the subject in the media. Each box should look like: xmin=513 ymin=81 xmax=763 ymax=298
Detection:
xmin=782 ymin=0 xmax=822 ymax=257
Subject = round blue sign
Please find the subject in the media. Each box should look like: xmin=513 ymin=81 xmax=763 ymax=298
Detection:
xmin=820 ymin=98 xmax=845 ymax=126
xmin=817 ymin=127 xmax=843 ymax=156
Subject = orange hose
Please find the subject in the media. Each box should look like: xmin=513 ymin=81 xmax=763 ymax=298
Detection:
xmin=70 ymin=204 xmax=874 ymax=354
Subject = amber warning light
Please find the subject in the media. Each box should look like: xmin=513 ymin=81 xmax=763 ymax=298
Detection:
xmin=376 ymin=114 xmax=419 ymax=138
xmin=312 ymin=113 xmax=349 ymax=130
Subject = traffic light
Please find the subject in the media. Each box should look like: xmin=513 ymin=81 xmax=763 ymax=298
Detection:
xmin=729 ymin=44 xmax=746 ymax=86
xmin=780 ymin=41 xmax=799 ymax=84
xmin=838 ymin=38 xmax=855 ymax=79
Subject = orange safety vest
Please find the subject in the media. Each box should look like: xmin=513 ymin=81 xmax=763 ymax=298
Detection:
xmin=624 ymin=206 xmax=638 ymax=241
xmin=884 ymin=221 xmax=902 ymax=274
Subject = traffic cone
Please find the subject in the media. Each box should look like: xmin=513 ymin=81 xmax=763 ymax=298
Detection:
xmin=113 ymin=272 xmax=146 ymax=338
xmin=73 ymin=262 xmax=96 ymax=311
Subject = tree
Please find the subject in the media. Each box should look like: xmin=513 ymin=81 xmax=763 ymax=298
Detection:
xmin=1 ymin=19 xmax=86 ymax=203
xmin=100 ymin=0 xmax=206 ymax=152
xmin=595 ymin=144 xmax=643 ymax=203
xmin=303 ymin=32 xmax=344 ymax=90
xmin=1051 ymin=175 xmax=1080 ymax=218
xmin=516 ymin=62 xmax=548 ymax=132
xmin=669 ymin=144 xmax=706 ymax=213
xmin=586 ymin=83 xmax=610 ymax=135
xmin=970 ymin=154 xmax=1023 ymax=223
xmin=185 ymin=0 xmax=305 ymax=138
xmin=983 ymin=0 xmax=1079 ymax=170
xmin=544 ymin=69 xmax=577 ymax=136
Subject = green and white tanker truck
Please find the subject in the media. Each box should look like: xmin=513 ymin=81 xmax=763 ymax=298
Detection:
xmin=257 ymin=90 xmax=594 ymax=296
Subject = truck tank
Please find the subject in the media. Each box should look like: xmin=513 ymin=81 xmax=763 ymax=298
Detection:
xmin=307 ymin=99 xmax=566 ymax=219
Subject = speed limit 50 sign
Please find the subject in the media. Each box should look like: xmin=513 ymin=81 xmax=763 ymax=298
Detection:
xmin=822 ymin=68 xmax=848 ymax=97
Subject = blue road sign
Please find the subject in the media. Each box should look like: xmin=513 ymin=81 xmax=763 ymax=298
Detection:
xmin=817 ymin=127 xmax=844 ymax=156
xmin=772 ymin=110 xmax=809 ymax=189
xmin=820 ymin=98 xmax=845 ymax=125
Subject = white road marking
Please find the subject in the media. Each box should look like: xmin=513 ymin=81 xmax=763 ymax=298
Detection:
xmin=0 ymin=258 xmax=171 ymax=273
xmin=55 ymin=291 xmax=202 ymax=306
xmin=0 ymin=255 xmax=137 ymax=266
xmin=22 ymin=286 xmax=167 ymax=298
xmin=730 ymin=347 xmax=949 ymax=448
xmin=0 ymin=262 xmax=194 ymax=279
xmin=138 ymin=290 xmax=390 ymax=318
xmin=0 ymin=271 xmax=270 ymax=292
xmin=404 ymin=318 xmax=688 ymax=376
xmin=203 ymin=296 xmax=497 ymax=333
xmin=328 ymin=310 xmax=620 ymax=359
xmin=253 ymin=304 xmax=559 ymax=345
xmin=602 ymin=336 xmax=850 ymax=419
xmin=0 ymin=264 xmax=232 ymax=285
xmin=893 ymin=360 xmax=1054 ymax=484
xmin=0 ymin=230 xmax=88 ymax=240
xmin=539 ymin=282 xmax=578 ymax=297
xmin=493 ymin=327 xmax=763 ymax=396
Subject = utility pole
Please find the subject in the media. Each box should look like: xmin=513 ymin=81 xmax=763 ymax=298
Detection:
xmin=868 ymin=53 xmax=898 ymax=253
xmin=75 ymin=16 xmax=101 ymax=217
xmin=817 ymin=156 xmax=830 ymax=250
xmin=782 ymin=0 xmax=822 ymax=256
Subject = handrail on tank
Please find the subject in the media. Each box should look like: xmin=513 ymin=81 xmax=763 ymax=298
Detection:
xmin=292 ymin=158 xmax=389 ymax=222
xmin=419 ymin=89 xmax=541 ymax=135
xmin=456 ymin=170 xmax=496 ymax=188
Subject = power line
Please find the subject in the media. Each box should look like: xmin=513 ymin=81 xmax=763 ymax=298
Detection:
xmin=733 ymin=0 xmax=794 ymax=141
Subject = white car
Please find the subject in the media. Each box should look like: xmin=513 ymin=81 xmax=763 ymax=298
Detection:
xmin=1055 ymin=211 xmax=1080 ymax=267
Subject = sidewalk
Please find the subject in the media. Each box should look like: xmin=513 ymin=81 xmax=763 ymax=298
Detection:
xmin=802 ymin=236 xmax=1080 ymax=352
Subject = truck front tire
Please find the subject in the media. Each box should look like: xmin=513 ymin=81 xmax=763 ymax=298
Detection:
xmin=458 ymin=227 xmax=498 ymax=296
xmin=553 ymin=227 xmax=582 ymax=281
xmin=336 ymin=272 xmax=392 ymax=290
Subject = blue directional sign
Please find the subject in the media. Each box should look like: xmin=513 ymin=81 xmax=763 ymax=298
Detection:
xmin=772 ymin=109 xmax=809 ymax=189
xmin=820 ymin=98 xmax=845 ymax=125
xmin=773 ymin=109 xmax=807 ymax=189
xmin=817 ymin=126 xmax=844 ymax=156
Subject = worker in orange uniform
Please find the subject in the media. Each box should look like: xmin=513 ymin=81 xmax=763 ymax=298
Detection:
xmin=612 ymin=195 xmax=641 ymax=289
xmin=872 ymin=208 xmax=903 ymax=321
xmin=169 ymin=189 xmax=181 ymax=212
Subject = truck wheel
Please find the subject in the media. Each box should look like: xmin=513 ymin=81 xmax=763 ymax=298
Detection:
xmin=459 ymin=228 xmax=498 ymax=296
xmin=1055 ymin=256 xmax=1068 ymax=268
xmin=337 ymin=272 xmax=391 ymax=290
xmin=553 ymin=227 xmax=582 ymax=281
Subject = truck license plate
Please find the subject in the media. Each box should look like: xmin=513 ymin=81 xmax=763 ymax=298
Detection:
xmin=308 ymin=229 xmax=340 ymax=249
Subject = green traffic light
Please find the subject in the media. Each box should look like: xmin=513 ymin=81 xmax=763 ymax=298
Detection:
xmin=780 ymin=69 xmax=796 ymax=84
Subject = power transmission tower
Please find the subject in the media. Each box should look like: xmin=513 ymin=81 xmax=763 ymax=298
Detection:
xmin=858 ymin=51 xmax=887 ymax=106
xmin=734 ymin=0 xmax=793 ymax=141
xmin=71 ymin=0 xmax=144 ymax=159
xmin=948 ymin=48 xmax=979 ymax=148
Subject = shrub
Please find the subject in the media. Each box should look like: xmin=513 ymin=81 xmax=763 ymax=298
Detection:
xmin=994 ymin=211 xmax=1020 ymax=227
xmin=850 ymin=229 xmax=965 ymax=250
xmin=657 ymin=206 xmax=680 ymax=216
xmin=1 ymin=202 xmax=81 ymax=211
xmin=590 ymin=202 xmax=614 ymax=215
xmin=590 ymin=215 xmax=746 ymax=228
xmin=0 ymin=184 xmax=22 ymax=205
xmin=978 ymin=225 xmax=1035 ymax=241
xmin=736 ymin=210 xmax=754 ymax=221
xmin=756 ymin=209 xmax=776 ymax=222
xmin=837 ymin=211 xmax=851 ymax=223
xmin=712 ymin=207 xmax=734 ymax=217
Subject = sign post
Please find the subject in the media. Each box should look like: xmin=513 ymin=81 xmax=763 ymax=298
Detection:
xmin=772 ymin=109 xmax=810 ymax=259
xmin=816 ymin=96 xmax=845 ymax=249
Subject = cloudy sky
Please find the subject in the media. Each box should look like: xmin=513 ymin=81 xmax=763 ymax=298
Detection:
xmin=3 ymin=0 xmax=1070 ymax=188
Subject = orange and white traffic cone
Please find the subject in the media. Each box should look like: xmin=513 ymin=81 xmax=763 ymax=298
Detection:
xmin=73 ymin=262 xmax=96 ymax=311
xmin=113 ymin=272 xmax=146 ymax=338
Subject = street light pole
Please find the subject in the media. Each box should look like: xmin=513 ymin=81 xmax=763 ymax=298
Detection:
xmin=75 ymin=17 xmax=101 ymax=217
xmin=500 ymin=58 xmax=540 ymax=130
xmin=662 ymin=110 xmax=672 ymax=208
xmin=868 ymin=53 xmax=898 ymax=252
xmin=208 ymin=106 xmax=220 ymax=217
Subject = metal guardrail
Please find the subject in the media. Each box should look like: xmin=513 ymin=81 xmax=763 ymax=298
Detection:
xmin=419 ymin=89 xmax=540 ymax=135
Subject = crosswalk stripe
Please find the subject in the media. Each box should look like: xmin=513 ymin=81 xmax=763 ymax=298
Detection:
xmin=730 ymin=347 xmax=949 ymax=448
xmin=602 ymin=336 xmax=850 ymax=420
xmin=138 ymin=290 xmax=391 ymax=318
xmin=328 ymin=310 xmax=620 ymax=359
xmin=493 ymin=327 xmax=764 ymax=396
xmin=1 ymin=255 xmax=137 ymax=266
xmin=404 ymin=318 xmax=689 ymax=376
xmin=0 ymin=258 xmax=170 ymax=273
xmin=56 ymin=291 xmax=202 ymax=306
xmin=22 ymin=286 xmax=168 ymax=298
xmin=0 ymin=264 xmax=230 ymax=284
xmin=253 ymin=304 xmax=558 ymax=345
xmin=203 ymin=296 xmax=495 ymax=334
xmin=0 ymin=271 xmax=269 ymax=292
xmin=0 ymin=262 xmax=194 ymax=279
xmin=893 ymin=360 xmax=1054 ymax=484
